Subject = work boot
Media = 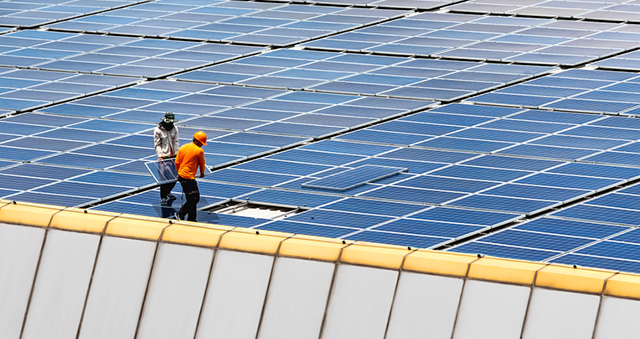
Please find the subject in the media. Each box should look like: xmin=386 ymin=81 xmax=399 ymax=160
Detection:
xmin=161 ymin=197 xmax=167 ymax=206
xmin=167 ymin=193 xmax=176 ymax=200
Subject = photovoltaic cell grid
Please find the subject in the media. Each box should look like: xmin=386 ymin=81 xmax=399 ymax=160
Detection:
xmin=448 ymin=0 xmax=640 ymax=22
xmin=173 ymin=49 xmax=555 ymax=102
xmin=337 ymin=102 xmax=640 ymax=169
xmin=263 ymin=0 xmax=462 ymax=10
xmin=45 ymin=0 xmax=410 ymax=47
xmin=450 ymin=217 xmax=640 ymax=274
xmin=592 ymin=49 xmax=640 ymax=72
xmin=0 ymin=68 xmax=137 ymax=114
xmin=0 ymin=30 xmax=264 ymax=78
xmin=37 ymin=80 xmax=434 ymax=140
xmin=302 ymin=12 xmax=640 ymax=66
xmin=0 ymin=80 xmax=433 ymax=207
xmin=141 ymin=132 xmax=640 ymax=247
xmin=452 ymin=182 xmax=640 ymax=273
xmin=468 ymin=69 xmax=640 ymax=115
xmin=0 ymin=0 xmax=149 ymax=28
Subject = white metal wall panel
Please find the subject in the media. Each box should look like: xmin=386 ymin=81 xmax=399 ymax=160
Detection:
xmin=196 ymin=250 xmax=274 ymax=339
xmin=136 ymin=243 xmax=213 ymax=339
xmin=594 ymin=296 xmax=640 ymax=339
xmin=522 ymin=288 xmax=600 ymax=339
xmin=386 ymin=272 xmax=464 ymax=339
xmin=321 ymin=264 xmax=398 ymax=339
xmin=78 ymin=236 xmax=156 ymax=339
xmin=21 ymin=229 xmax=100 ymax=339
xmin=453 ymin=280 xmax=530 ymax=339
xmin=0 ymin=223 xmax=45 ymax=339
xmin=258 ymin=257 xmax=335 ymax=339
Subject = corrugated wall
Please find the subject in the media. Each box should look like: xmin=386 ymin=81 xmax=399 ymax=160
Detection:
xmin=1 ymin=200 xmax=640 ymax=339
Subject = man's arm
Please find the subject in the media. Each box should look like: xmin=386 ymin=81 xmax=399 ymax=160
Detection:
xmin=198 ymin=150 xmax=205 ymax=178
xmin=172 ymin=128 xmax=179 ymax=156
xmin=153 ymin=128 xmax=163 ymax=160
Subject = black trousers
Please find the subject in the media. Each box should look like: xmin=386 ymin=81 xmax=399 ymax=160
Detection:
xmin=177 ymin=176 xmax=200 ymax=221
xmin=160 ymin=181 xmax=177 ymax=199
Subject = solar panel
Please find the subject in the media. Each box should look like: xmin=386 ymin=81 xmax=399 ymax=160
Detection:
xmin=45 ymin=1 xmax=410 ymax=47
xmin=302 ymin=13 xmax=640 ymax=66
xmin=449 ymin=0 xmax=640 ymax=23
xmin=0 ymin=31 xmax=265 ymax=78
xmin=302 ymin=165 xmax=407 ymax=191
xmin=173 ymin=48 xmax=555 ymax=102
xmin=0 ymin=0 xmax=149 ymax=28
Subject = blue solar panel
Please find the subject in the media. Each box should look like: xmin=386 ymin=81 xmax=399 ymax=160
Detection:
xmin=463 ymin=155 xmax=562 ymax=171
xmin=499 ymin=144 xmax=597 ymax=160
xmin=6 ymin=192 xmax=93 ymax=207
xmin=347 ymin=230 xmax=446 ymax=249
xmin=554 ymin=205 xmax=640 ymax=226
xmin=516 ymin=173 xmax=618 ymax=190
xmin=362 ymin=186 xmax=465 ymax=204
xmin=432 ymin=165 xmax=530 ymax=182
xmin=416 ymin=137 xmax=513 ymax=153
xmin=269 ymin=149 xmax=365 ymax=166
xmin=449 ymin=195 xmax=556 ymax=214
xmin=257 ymin=220 xmax=354 ymax=238
xmin=551 ymin=254 xmax=640 ymax=274
xmin=484 ymin=184 xmax=589 ymax=202
xmin=235 ymin=159 xmax=331 ymax=176
xmin=323 ymin=198 xmax=425 ymax=217
xmin=478 ymin=229 xmax=593 ymax=252
xmin=240 ymin=189 xmax=342 ymax=208
xmin=577 ymin=241 xmax=640 ymax=261
xmin=302 ymin=165 xmax=407 ymax=191
xmin=288 ymin=208 xmax=392 ymax=228
xmin=399 ymin=175 xmax=498 ymax=193
xmin=376 ymin=218 xmax=484 ymax=238
xmin=516 ymin=218 xmax=628 ymax=239
xmin=451 ymin=242 xmax=557 ymax=261
xmin=206 ymin=168 xmax=297 ymax=186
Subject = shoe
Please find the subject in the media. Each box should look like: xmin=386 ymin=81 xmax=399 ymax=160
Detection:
xmin=174 ymin=212 xmax=182 ymax=220
xmin=167 ymin=193 xmax=176 ymax=200
xmin=161 ymin=197 xmax=167 ymax=206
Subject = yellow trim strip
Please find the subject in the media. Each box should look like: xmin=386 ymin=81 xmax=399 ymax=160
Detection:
xmin=340 ymin=242 xmax=411 ymax=270
xmin=535 ymin=264 xmax=616 ymax=294
xmin=403 ymin=250 xmax=477 ymax=277
xmin=5 ymin=201 xmax=640 ymax=297
xmin=468 ymin=257 xmax=546 ymax=285
xmin=218 ymin=228 xmax=292 ymax=254
xmin=604 ymin=273 xmax=640 ymax=300
xmin=0 ymin=200 xmax=63 ymax=227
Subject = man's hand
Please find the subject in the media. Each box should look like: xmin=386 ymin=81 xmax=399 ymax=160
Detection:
xmin=158 ymin=157 xmax=163 ymax=162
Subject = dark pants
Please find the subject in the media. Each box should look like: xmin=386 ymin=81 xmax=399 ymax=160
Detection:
xmin=160 ymin=181 xmax=177 ymax=200
xmin=177 ymin=176 xmax=200 ymax=221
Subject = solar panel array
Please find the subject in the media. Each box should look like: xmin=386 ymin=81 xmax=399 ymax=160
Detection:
xmin=172 ymin=49 xmax=555 ymax=101
xmin=0 ymin=0 xmax=149 ymax=28
xmin=448 ymin=0 xmax=640 ymax=22
xmin=2 ymin=0 xmax=640 ymax=274
xmin=302 ymin=13 xmax=640 ymax=66
xmin=45 ymin=0 xmax=409 ymax=47
xmin=0 ymin=30 xmax=265 ymax=78
xmin=271 ymin=0 xmax=463 ymax=10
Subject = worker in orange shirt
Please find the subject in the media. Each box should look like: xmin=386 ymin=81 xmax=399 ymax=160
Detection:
xmin=174 ymin=131 xmax=207 ymax=222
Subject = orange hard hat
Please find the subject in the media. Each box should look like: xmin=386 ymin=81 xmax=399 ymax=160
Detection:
xmin=193 ymin=131 xmax=207 ymax=145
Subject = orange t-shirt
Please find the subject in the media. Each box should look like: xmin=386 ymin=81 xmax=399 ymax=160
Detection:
xmin=175 ymin=142 xmax=205 ymax=179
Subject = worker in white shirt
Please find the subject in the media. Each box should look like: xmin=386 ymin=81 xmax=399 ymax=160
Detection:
xmin=154 ymin=112 xmax=179 ymax=205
